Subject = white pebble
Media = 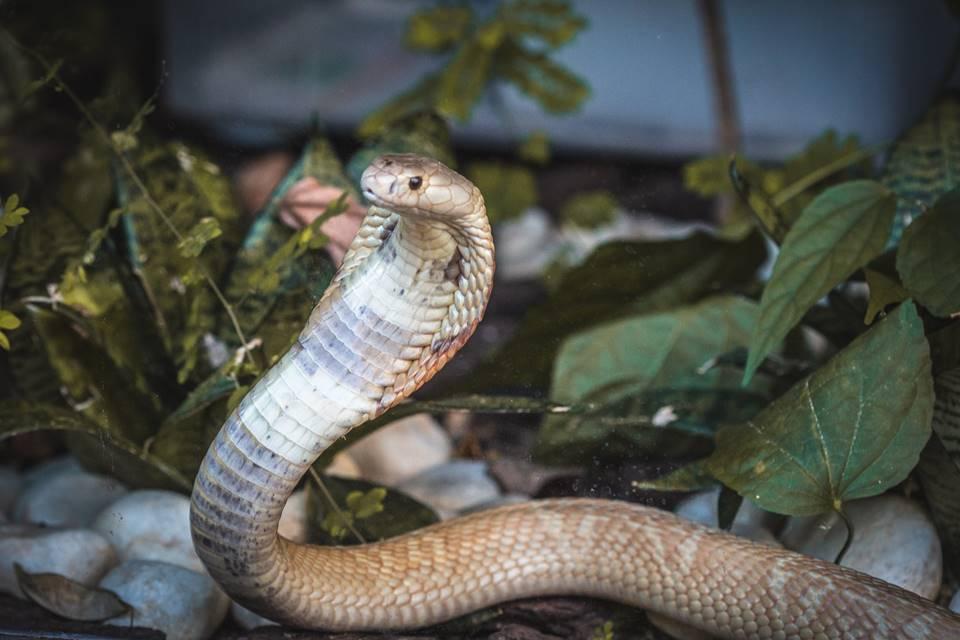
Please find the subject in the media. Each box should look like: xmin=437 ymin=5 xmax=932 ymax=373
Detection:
xmin=0 ymin=526 xmax=117 ymax=598
xmin=100 ymin=560 xmax=229 ymax=640
xmin=92 ymin=490 xmax=202 ymax=572
xmin=347 ymin=413 xmax=452 ymax=486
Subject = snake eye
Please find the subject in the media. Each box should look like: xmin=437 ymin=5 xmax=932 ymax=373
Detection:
xmin=408 ymin=176 xmax=423 ymax=191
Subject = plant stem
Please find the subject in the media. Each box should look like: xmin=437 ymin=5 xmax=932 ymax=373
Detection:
xmin=771 ymin=144 xmax=887 ymax=209
xmin=4 ymin=32 xmax=250 ymax=355
xmin=308 ymin=466 xmax=367 ymax=544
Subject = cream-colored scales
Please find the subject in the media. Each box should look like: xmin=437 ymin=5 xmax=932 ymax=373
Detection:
xmin=191 ymin=154 xmax=960 ymax=638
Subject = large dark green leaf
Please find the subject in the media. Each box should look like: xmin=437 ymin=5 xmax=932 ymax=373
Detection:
xmin=0 ymin=402 xmax=191 ymax=491
xmin=710 ymin=301 xmax=932 ymax=516
xmin=466 ymin=231 xmax=766 ymax=392
xmin=882 ymin=96 xmax=960 ymax=244
xmin=305 ymin=475 xmax=438 ymax=546
xmin=537 ymin=296 xmax=764 ymax=465
xmin=29 ymin=305 xmax=161 ymax=444
xmin=536 ymin=385 xmax=766 ymax=465
xmin=896 ymin=188 xmax=960 ymax=317
xmin=744 ymin=180 xmax=896 ymax=383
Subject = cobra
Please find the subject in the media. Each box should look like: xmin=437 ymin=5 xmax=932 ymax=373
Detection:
xmin=190 ymin=154 xmax=960 ymax=638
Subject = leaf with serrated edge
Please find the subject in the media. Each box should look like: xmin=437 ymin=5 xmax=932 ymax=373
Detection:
xmin=896 ymin=188 xmax=960 ymax=317
xmin=711 ymin=301 xmax=932 ymax=516
xmin=744 ymin=180 xmax=896 ymax=383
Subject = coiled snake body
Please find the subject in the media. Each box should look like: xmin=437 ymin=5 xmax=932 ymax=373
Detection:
xmin=190 ymin=155 xmax=960 ymax=638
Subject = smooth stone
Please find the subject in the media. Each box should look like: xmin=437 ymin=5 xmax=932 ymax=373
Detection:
xmin=494 ymin=207 xmax=562 ymax=280
xmin=231 ymin=601 xmax=280 ymax=630
xmin=673 ymin=487 xmax=781 ymax=546
xmin=0 ymin=465 xmax=20 ymax=515
xmin=780 ymin=494 xmax=941 ymax=599
xmin=92 ymin=490 xmax=202 ymax=572
xmin=0 ymin=526 xmax=117 ymax=598
xmin=19 ymin=456 xmax=83 ymax=488
xmin=950 ymin=589 xmax=960 ymax=614
xmin=325 ymin=451 xmax=361 ymax=479
xmin=277 ymin=489 xmax=309 ymax=544
xmin=347 ymin=413 xmax=452 ymax=486
xmin=396 ymin=461 xmax=501 ymax=519
xmin=101 ymin=560 xmax=229 ymax=640
xmin=13 ymin=466 xmax=127 ymax=527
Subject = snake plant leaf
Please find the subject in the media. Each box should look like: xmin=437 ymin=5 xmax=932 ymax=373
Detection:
xmin=15 ymin=564 xmax=130 ymax=622
xmin=306 ymin=475 xmax=439 ymax=546
xmin=405 ymin=5 xmax=474 ymax=52
xmin=466 ymin=230 xmax=766 ymax=392
xmin=710 ymin=301 xmax=932 ymax=517
xmin=0 ymin=402 xmax=192 ymax=491
xmin=467 ymin=162 xmax=538 ymax=223
xmin=29 ymin=305 xmax=161 ymax=445
xmin=743 ymin=180 xmax=896 ymax=384
xmin=882 ymin=96 xmax=960 ymax=245
xmin=915 ymin=368 xmax=960 ymax=573
xmin=895 ymin=188 xmax=960 ymax=317
xmin=631 ymin=460 xmax=715 ymax=493
xmin=863 ymin=268 xmax=909 ymax=325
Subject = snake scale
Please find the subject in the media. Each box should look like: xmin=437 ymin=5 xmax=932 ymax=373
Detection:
xmin=190 ymin=154 xmax=960 ymax=638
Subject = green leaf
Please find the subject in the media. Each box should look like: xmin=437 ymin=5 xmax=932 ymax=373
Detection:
xmin=405 ymin=6 xmax=474 ymax=51
xmin=0 ymin=193 xmax=29 ymax=237
xmin=497 ymin=41 xmax=589 ymax=114
xmin=29 ymin=305 xmax=162 ymax=444
xmin=15 ymin=564 xmax=130 ymax=622
xmin=346 ymin=487 xmax=387 ymax=519
xmin=710 ymin=302 xmax=932 ymax=516
xmin=518 ymin=130 xmax=551 ymax=164
xmin=882 ymin=96 xmax=960 ymax=244
xmin=631 ymin=461 xmax=714 ymax=493
xmin=178 ymin=217 xmax=223 ymax=258
xmin=0 ymin=309 xmax=20 ymax=330
xmin=744 ymin=180 xmax=896 ymax=384
xmin=502 ymin=0 xmax=588 ymax=48
xmin=560 ymin=190 xmax=618 ymax=228
xmin=465 ymin=231 xmax=767 ymax=392
xmin=896 ymin=188 xmax=960 ymax=317
xmin=0 ymin=402 xmax=192 ymax=491
xmin=551 ymin=297 xmax=759 ymax=403
xmin=467 ymin=162 xmax=537 ymax=222
xmin=537 ymin=297 xmax=765 ymax=464
xmin=306 ymin=475 xmax=438 ymax=545
xmin=863 ymin=268 xmax=909 ymax=325
xmin=436 ymin=25 xmax=502 ymax=121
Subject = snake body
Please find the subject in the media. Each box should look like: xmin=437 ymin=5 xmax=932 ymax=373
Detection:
xmin=190 ymin=154 xmax=960 ymax=638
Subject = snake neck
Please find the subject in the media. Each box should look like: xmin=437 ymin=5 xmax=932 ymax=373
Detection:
xmin=190 ymin=206 xmax=493 ymax=616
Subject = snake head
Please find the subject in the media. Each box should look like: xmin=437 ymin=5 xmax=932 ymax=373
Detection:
xmin=361 ymin=154 xmax=482 ymax=221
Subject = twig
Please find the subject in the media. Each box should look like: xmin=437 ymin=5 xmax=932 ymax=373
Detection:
xmin=307 ymin=466 xmax=367 ymax=544
xmin=833 ymin=507 xmax=855 ymax=565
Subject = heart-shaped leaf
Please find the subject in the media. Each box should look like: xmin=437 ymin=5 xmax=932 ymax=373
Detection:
xmin=896 ymin=188 xmax=960 ymax=317
xmin=712 ymin=301 xmax=932 ymax=516
xmin=744 ymin=180 xmax=896 ymax=383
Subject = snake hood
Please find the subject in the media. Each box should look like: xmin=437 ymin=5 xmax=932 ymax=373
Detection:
xmin=361 ymin=154 xmax=483 ymax=222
